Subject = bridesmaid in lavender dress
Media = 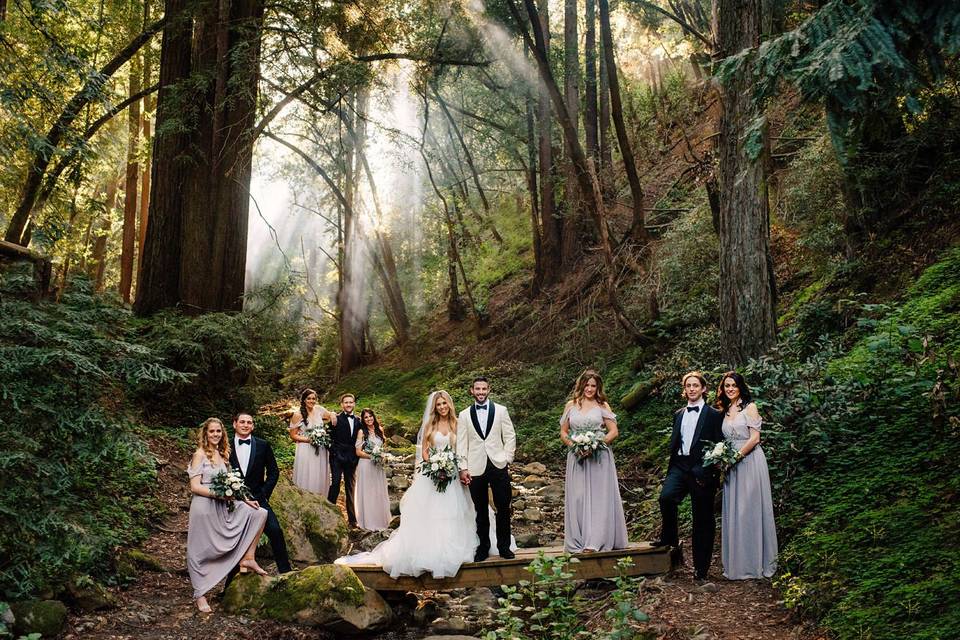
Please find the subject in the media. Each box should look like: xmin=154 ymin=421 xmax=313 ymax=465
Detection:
xmin=560 ymin=370 xmax=629 ymax=552
xmin=716 ymin=371 xmax=778 ymax=579
xmin=186 ymin=418 xmax=268 ymax=612
xmin=353 ymin=408 xmax=391 ymax=531
xmin=288 ymin=388 xmax=335 ymax=495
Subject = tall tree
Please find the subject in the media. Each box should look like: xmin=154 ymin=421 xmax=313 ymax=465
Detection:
xmin=598 ymin=0 xmax=649 ymax=242
xmin=560 ymin=0 xmax=581 ymax=264
xmin=584 ymin=0 xmax=599 ymax=159
xmin=536 ymin=0 xmax=562 ymax=286
xmin=119 ymin=16 xmax=143 ymax=304
xmin=716 ymin=0 xmax=777 ymax=364
xmin=135 ymin=0 xmax=266 ymax=315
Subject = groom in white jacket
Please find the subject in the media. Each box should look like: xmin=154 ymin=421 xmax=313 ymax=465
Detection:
xmin=457 ymin=376 xmax=517 ymax=561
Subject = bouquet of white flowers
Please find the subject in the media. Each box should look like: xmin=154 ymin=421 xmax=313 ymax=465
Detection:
xmin=210 ymin=469 xmax=254 ymax=512
xmin=569 ymin=426 xmax=608 ymax=464
xmin=418 ymin=445 xmax=461 ymax=492
xmin=363 ymin=439 xmax=385 ymax=466
xmin=306 ymin=424 xmax=331 ymax=454
xmin=702 ymin=440 xmax=742 ymax=483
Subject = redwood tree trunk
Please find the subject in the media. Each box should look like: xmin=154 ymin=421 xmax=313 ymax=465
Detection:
xmin=716 ymin=0 xmax=777 ymax=365
xmin=560 ymin=0 xmax=581 ymax=266
xmin=599 ymin=0 xmax=649 ymax=242
xmin=134 ymin=0 xmax=191 ymax=314
xmin=120 ymin=57 xmax=142 ymax=303
xmin=536 ymin=0 xmax=561 ymax=286
xmin=584 ymin=0 xmax=599 ymax=160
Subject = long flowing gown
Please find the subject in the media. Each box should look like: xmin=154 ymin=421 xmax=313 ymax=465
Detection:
xmin=336 ymin=431 xmax=478 ymax=578
xmin=186 ymin=457 xmax=267 ymax=598
xmin=354 ymin=432 xmax=391 ymax=531
xmin=290 ymin=405 xmax=331 ymax=496
xmin=721 ymin=404 xmax=778 ymax=579
xmin=562 ymin=404 xmax=629 ymax=552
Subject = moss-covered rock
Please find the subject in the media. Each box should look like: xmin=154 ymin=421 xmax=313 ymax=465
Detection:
xmin=121 ymin=549 xmax=167 ymax=572
xmin=65 ymin=579 xmax=116 ymax=612
xmin=268 ymin=478 xmax=349 ymax=563
xmin=223 ymin=564 xmax=393 ymax=633
xmin=620 ymin=375 xmax=667 ymax=410
xmin=10 ymin=599 xmax=67 ymax=637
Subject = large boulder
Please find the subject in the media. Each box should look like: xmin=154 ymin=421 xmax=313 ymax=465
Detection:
xmin=268 ymin=479 xmax=349 ymax=563
xmin=10 ymin=600 xmax=67 ymax=637
xmin=223 ymin=565 xmax=393 ymax=633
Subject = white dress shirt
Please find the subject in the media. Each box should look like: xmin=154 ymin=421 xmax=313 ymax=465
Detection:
xmin=680 ymin=399 xmax=705 ymax=456
xmin=234 ymin=435 xmax=252 ymax=474
xmin=344 ymin=413 xmax=358 ymax=438
xmin=474 ymin=402 xmax=489 ymax=433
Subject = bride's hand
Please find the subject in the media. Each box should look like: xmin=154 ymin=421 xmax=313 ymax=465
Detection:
xmin=459 ymin=470 xmax=472 ymax=485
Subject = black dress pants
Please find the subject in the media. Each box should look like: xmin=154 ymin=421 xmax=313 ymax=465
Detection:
xmin=659 ymin=458 xmax=717 ymax=577
xmin=469 ymin=458 xmax=513 ymax=554
xmin=328 ymin=456 xmax=358 ymax=525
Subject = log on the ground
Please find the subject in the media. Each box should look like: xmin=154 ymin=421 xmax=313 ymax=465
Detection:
xmin=0 ymin=239 xmax=52 ymax=297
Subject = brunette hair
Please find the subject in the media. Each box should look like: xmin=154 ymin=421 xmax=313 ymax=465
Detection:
xmin=198 ymin=417 xmax=230 ymax=463
xmin=471 ymin=376 xmax=489 ymax=388
xmin=570 ymin=369 xmax=608 ymax=407
xmin=680 ymin=371 xmax=709 ymax=400
xmin=715 ymin=371 xmax=753 ymax=413
xmin=299 ymin=388 xmax=317 ymax=427
xmin=339 ymin=393 xmax=356 ymax=403
xmin=359 ymin=408 xmax=385 ymax=442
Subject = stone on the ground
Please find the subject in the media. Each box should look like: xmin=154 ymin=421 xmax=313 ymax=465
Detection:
xmin=537 ymin=483 xmax=565 ymax=499
xmin=10 ymin=600 xmax=67 ymax=637
xmin=521 ymin=507 xmax=542 ymax=522
xmin=513 ymin=499 xmax=526 ymax=511
xmin=422 ymin=637 xmax=482 ymax=640
xmin=413 ymin=598 xmax=440 ymax=626
xmin=390 ymin=475 xmax=410 ymax=490
xmin=390 ymin=499 xmax=400 ymax=515
xmin=65 ymin=580 xmax=116 ymax=612
xmin=518 ymin=462 xmax=547 ymax=475
xmin=122 ymin=549 xmax=166 ymax=572
xmin=461 ymin=588 xmax=497 ymax=612
xmin=431 ymin=616 xmax=470 ymax=633
xmin=520 ymin=475 xmax=548 ymax=489
xmin=268 ymin=479 xmax=349 ymax=563
xmin=515 ymin=531 xmax=540 ymax=548
xmin=694 ymin=582 xmax=719 ymax=593
xmin=222 ymin=565 xmax=392 ymax=633
xmin=388 ymin=435 xmax=412 ymax=447
xmin=389 ymin=515 xmax=401 ymax=529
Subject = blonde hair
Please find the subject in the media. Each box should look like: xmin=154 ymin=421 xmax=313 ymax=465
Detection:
xmin=422 ymin=390 xmax=457 ymax=450
xmin=198 ymin=417 xmax=230 ymax=463
xmin=570 ymin=369 xmax=608 ymax=407
xmin=681 ymin=371 xmax=709 ymax=400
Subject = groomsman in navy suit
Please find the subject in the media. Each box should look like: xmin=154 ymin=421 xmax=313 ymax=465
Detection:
xmin=226 ymin=412 xmax=291 ymax=583
xmin=655 ymin=371 xmax=724 ymax=581
xmin=327 ymin=393 xmax=361 ymax=527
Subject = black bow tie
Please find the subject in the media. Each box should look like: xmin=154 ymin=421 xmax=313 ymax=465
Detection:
xmin=238 ymin=438 xmax=251 ymax=445
xmin=475 ymin=404 xmax=488 ymax=410
xmin=686 ymin=406 xmax=700 ymax=413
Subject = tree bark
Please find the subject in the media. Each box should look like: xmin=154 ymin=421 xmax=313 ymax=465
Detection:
xmin=5 ymin=15 xmax=166 ymax=245
xmin=598 ymin=27 xmax=613 ymax=200
xmin=509 ymin=0 xmax=645 ymax=340
xmin=716 ymin=0 xmax=777 ymax=365
xmin=138 ymin=0 xmax=154 ymax=280
xmin=560 ymin=0 xmax=582 ymax=266
xmin=133 ymin=0 xmax=190 ymax=314
xmin=536 ymin=0 xmax=561 ymax=287
xmin=92 ymin=177 xmax=121 ymax=292
xmin=584 ymin=0 xmax=599 ymax=160
xmin=120 ymin=51 xmax=142 ymax=304
xmin=599 ymin=0 xmax=650 ymax=243
xmin=525 ymin=40 xmax=543 ymax=295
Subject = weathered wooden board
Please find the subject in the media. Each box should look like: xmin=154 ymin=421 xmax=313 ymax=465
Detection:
xmin=351 ymin=542 xmax=674 ymax=591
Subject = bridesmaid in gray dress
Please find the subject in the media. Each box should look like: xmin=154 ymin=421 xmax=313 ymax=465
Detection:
xmin=288 ymin=388 xmax=335 ymax=495
xmin=353 ymin=409 xmax=391 ymax=531
xmin=716 ymin=372 xmax=778 ymax=579
xmin=560 ymin=370 xmax=629 ymax=552
xmin=186 ymin=418 xmax=268 ymax=612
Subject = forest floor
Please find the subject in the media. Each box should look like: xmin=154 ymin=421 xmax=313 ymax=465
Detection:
xmin=61 ymin=436 xmax=824 ymax=640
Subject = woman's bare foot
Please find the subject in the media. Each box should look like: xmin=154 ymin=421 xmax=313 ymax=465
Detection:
xmin=238 ymin=559 xmax=268 ymax=575
xmin=195 ymin=596 xmax=212 ymax=613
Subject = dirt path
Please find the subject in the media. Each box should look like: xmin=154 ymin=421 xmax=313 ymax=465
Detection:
xmin=63 ymin=437 xmax=819 ymax=640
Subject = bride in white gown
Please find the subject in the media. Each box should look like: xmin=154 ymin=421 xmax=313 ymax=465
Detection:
xmin=336 ymin=391 xmax=480 ymax=579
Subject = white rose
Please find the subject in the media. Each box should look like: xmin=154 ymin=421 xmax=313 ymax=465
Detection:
xmin=231 ymin=482 xmax=241 ymax=490
xmin=225 ymin=489 xmax=233 ymax=497
xmin=712 ymin=442 xmax=725 ymax=456
xmin=431 ymin=463 xmax=439 ymax=471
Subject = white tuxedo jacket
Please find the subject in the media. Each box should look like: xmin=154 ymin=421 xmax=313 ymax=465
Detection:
xmin=456 ymin=401 xmax=516 ymax=476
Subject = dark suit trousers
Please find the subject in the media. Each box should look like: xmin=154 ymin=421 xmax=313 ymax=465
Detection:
xmin=659 ymin=458 xmax=717 ymax=577
xmin=328 ymin=457 xmax=358 ymax=525
xmin=470 ymin=458 xmax=512 ymax=554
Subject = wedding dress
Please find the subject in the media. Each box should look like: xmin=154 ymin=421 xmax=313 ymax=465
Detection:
xmin=336 ymin=429 xmax=479 ymax=578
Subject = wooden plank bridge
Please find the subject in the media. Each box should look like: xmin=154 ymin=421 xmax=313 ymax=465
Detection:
xmin=351 ymin=542 xmax=676 ymax=591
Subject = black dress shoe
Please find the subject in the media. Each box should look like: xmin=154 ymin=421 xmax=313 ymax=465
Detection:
xmin=499 ymin=549 xmax=516 ymax=560
xmin=474 ymin=549 xmax=489 ymax=562
xmin=651 ymin=540 xmax=676 ymax=548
